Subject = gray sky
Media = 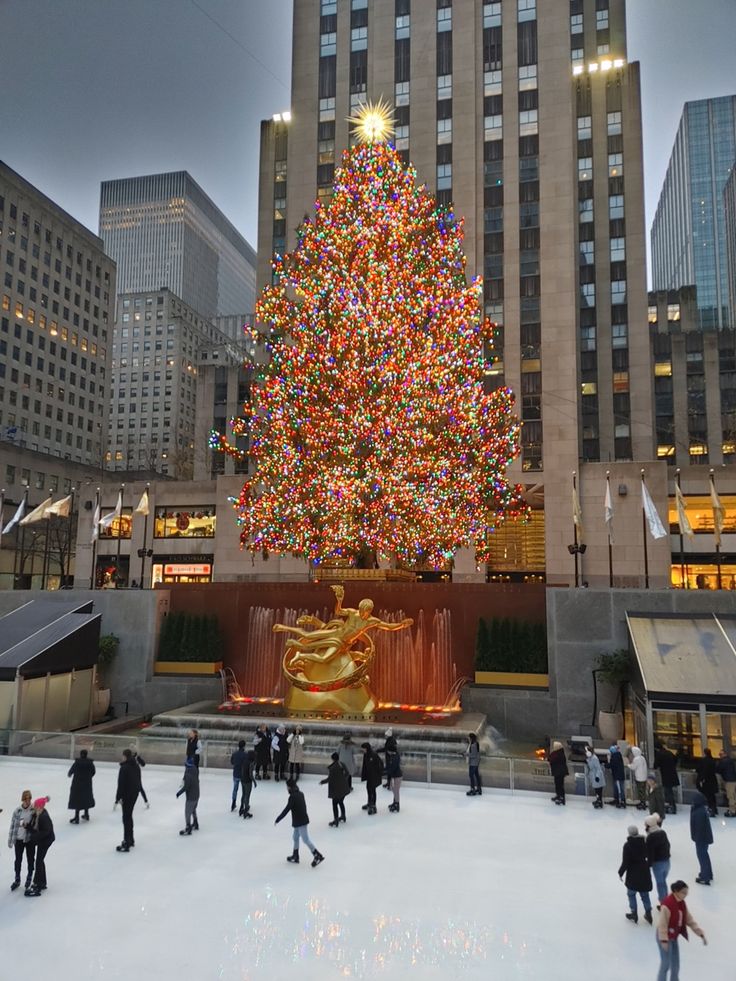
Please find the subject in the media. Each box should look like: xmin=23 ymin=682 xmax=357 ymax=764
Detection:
xmin=1 ymin=0 xmax=735 ymax=275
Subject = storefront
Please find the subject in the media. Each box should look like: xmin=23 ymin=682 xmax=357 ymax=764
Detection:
xmin=151 ymin=556 xmax=214 ymax=585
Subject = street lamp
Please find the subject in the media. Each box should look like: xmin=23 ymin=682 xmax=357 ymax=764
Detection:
xmin=567 ymin=542 xmax=587 ymax=588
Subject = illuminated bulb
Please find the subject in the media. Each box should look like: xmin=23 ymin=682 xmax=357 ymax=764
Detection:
xmin=347 ymin=98 xmax=395 ymax=144
xmin=588 ymin=63 xmax=599 ymax=73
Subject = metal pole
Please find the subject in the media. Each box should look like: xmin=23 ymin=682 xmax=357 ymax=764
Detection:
xmin=13 ymin=487 xmax=29 ymax=588
xmin=116 ymin=483 xmax=125 ymax=586
xmin=710 ymin=469 xmax=723 ymax=590
xmin=65 ymin=485 xmax=76 ymax=587
xmin=41 ymin=512 xmax=51 ymax=591
xmin=676 ymin=469 xmax=686 ymax=589
xmin=606 ymin=471 xmax=613 ymax=588
xmin=572 ymin=471 xmax=579 ymax=588
xmin=641 ymin=471 xmax=650 ymax=590
xmin=90 ymin=487 xmax=100 ymax=590
xmin=139 ymin=482 xmax=150 ymax=588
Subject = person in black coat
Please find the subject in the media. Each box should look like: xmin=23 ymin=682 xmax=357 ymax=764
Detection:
xmin=385 ymin=750 xmax=403 ymax=813
xmin=320 ymin=752 xmax=350 ymax=827
xmin=275 ymin=780 xmax=324 ymax=867
xmin=176 ymin=758 xmax=200 ymax=835
xmin=186 ymin=729 xmax=202 ymax=768
xmin=547 ymin=741 xmax=569 ymax=805
xmin=67 ymin=749 xmax=96 ymax=823
xmin=254 ymin=724 xmax=271 ymax=780
xmin=690 ymin=790 xmax=714 ymax=885
xmin=360 ymin=743 xmax=383 ymax=815
xmin=381 ymin=729 xmax=398 ymax=790
xmin=239 ymin=749 xmax=257 ymax=819
xmin=115 ymin=748 xmax=142 ymax=852
xmin=230 ymin=740 xmax=247 ymax=812
xmin=654 ymin=743 xmax=680 ymax=815
xmin=606 ymin=745 xmax=627 ymax=808
xmin=618 ymin=825 xmax=653 ymax=924
xmin=25 ymin=797 xmax=55 ymax=897
xmin=695 ymin=749 xmax=719 ymax=816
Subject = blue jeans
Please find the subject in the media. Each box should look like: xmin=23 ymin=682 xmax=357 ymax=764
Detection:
xmin=232 ymin=777 xmax=241 ymax=803
xmin=627 ymin=888 xmax=651 ymax=914
xmin=612 ymin=778 xmax=625 ymax=804
xmin=695 ymin=840 xmax=712 ymax=881
xmin=292 ymin=825 xmax=316 ymax=853
xmin=651 ymin=859 xmax=670 ymax=902
xmin=469 ymin=765 xmax=481 ymax=791
xmin=657 ymin=936 xmax=680 ymax=981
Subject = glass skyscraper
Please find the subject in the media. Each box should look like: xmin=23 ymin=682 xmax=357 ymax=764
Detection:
xmin=651 ymin=95 xmax=736 ymax=330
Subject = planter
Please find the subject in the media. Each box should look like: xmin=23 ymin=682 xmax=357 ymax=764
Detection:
xmin=155 ymin=660 xmax=224 ymax=676
xmin=474 ymin=671 xmax=549 ymax=689
xmin=92 ymin=688 xmax=111 ymax=722
xmin=598 ymin=710 xmax=624 ymax=743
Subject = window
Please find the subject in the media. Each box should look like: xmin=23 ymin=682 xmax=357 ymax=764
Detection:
xmin=580 ymin=326 xmax=596 ymax=351
xmin=648 ymin=304 xmax=658 ymax=325
xmin=596 ymin=8 xmax=609 ymax=30
xmin=484 ymin=2 xmax=501 ymax=28
xmin=580 ymin=283 xmax=596 ymax=307
xmin=437 ymin=117 xmax=452 ymax=143
xmin=437 ymin=74 xmax=452 ymax=100
xmin=607 ymin=111 xmax=622 ymax=135
xmin=608 ymin=152 xmax=623 ymax=177
xmin=437 ymin=163 xmax=452 ymax=190
xmin=320 ymin=32 xmax=336 ymax=56
xmin=667 ymin=303 xmax=680 ymax=322
xmin=612 ymin=323 xmax=628 ymax=349
xmin=519 ymin=109 xmax=538 ymax=136
xmin=395 ymin=80 xmax=410 ymax=106
xmin=437 ymin=6 xmax=452 ymax=31
xmin=570 ymin=13 xmax=583 ymax=33
xmin=484 ymin=114 xmax=502 ymax=140
xmin=609 ymin=195 xmax=624 ymax=219
xmin=610 ymin=237 xmax=625 ymax=262
xmin=484 ymin=70 xmax=502 ymax=96
xmin=395 ymin=14 xmax=410 ymax=39
xmin=351 ymin=26 xmax=367 ymax=50
xmin=154 ymin=507 xmax=217 ymax=539
xmin=612 ymin=371 xmax=629 ymax=392
xmin=517 ymin=0 xmax=535 ymax=22
xmin=577 ymin=116 xmax=592 ymax=140
xmin=579 ymin=199 xmax=594 ymax=223
xmin=518 ymin=64 xmax=537 ymax=90
xmin=578 ymin=157 xmax=593 ymax=181
xmin=611 ymin=280 xmax=627 ymax=304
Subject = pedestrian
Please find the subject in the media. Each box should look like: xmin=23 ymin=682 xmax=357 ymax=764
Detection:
xmin=618 ymin=824 xmax=653 ymax=924
xmin=320 ymin=752 xmax=350 ymax=826
xmin=360 ymin=742 xmax=383 ymax=815
xmin=654 ymin=743 xmax=680 ymax=814
xmin=131 ymin=748 xmax=150 ymax=808
xmin=386 ymin=747 xmax=403 ymax=813
xmin=67 ymin=749 xmax=96 ymax=824
xmin=186 ymin=729 xmax=202 ymax=768
xmin=606 ymin=744 xmax=627 ymax=808
xmin=647 ymin=773 xmax=666 ymax=824
xmin=689 ymin=790 xmax=713 ymax=885
xmin=239 ymin=748 xmax=257 ymax=818
xmin=254 ymin=724 xmax=271 ymax=780
xmin=337 ymin=733 xmax=358 ymax=792
xmin=644 ymin=814 xmax=671 ymax=906
xmin=7 ymin=789 xmax=34 ymax=893
xmin=548 ymin=740 xmax=568 ymax=805
xmin=466 ymin=732 xmax=482 ymax=796
xmin=24 ymin=797 xmax=54 ymax=898
xmin=272 ymin=725 xmax=288 ymax=782
xmin=585 ymin=747 xmax=605 ymax=809
xmin=628 ymin=746 xmax=648 ymax=810
xmin=695 ymin=748 xmax=719 ymax=816
xmin=716 ymin=749 xmax=736 ymax=817
xmin=275 ymin=780 xmax=324 ymax=867
xmin=230 ymin=739 xmax=247 ymax=812
xmin=657 ymin=881 xmax=707 ymax=980
xmin=176 ymin=758 xmax=200 ymax=835
xmin=287 ymin=725 xmax=305 ymax=782
xmin=115 ymin=747 xmax=142 ymax=853
xmin=382 ymin=729 xmax=398 ymax=790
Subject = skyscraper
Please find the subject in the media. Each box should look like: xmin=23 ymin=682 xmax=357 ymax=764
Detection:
xmin=99 ymin=171 xmax=256 ymax=318
xmin=651 ymin=95 xmax=736 ymax=330
xmin=255 ymin=0 xmax=651 ymax=584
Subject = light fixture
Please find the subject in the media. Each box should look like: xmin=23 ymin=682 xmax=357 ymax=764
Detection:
xmin=613 ymin=58 xmax=625 ymax=68
xmin=572 ymin=65 xmax=584 ymax=76
xmin=588 ymin=63 xmax=599 ymax=72
xmin=600 ymin=59 xmax=613 ymax=71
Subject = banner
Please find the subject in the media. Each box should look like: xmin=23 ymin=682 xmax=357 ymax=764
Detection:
xmin=572 ymin=483 xmax=584 ymax=543
xmin=19 ymin=495 xmax=53 ymax=526
xmin=99 ymin=490 xmax=123 ymax=530
xmin=1 ymin=497 xmax=25 ymax=535
xmin=45 ymin=494 xmax=73 ymax=518
xmin=604 ymin=479 xmax=614 ymax=544
xmin=91 ymin=501 xmax=100 ymax=543
xmin=134 ymin=488 xmax=150 ymax=516
xmin=641 ymin=480 xmax=667 ymax=540
xmin=674 ymin=485 xmax=694 ymax=540
xmin=711 ymin=482 xmax=725 ymax=547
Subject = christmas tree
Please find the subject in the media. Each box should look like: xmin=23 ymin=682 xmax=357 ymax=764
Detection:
xmin=215 ymin=104 xmax=526 ymax=568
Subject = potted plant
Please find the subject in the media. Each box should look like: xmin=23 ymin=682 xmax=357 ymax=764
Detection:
xmin=93 ymin=633 xmax=120 ymax=721
xmin=595 ymin=648 xmax=632 ymax=742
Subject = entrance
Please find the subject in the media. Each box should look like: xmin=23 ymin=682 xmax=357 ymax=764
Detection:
xmin=151 ymin=557 xmax=213 ymax=585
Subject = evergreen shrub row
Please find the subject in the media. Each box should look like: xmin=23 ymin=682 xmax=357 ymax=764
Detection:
xmin=474 ymin=617 xmax=548 ymax=674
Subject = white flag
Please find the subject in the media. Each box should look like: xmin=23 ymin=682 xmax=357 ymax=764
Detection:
xmin=98 ymin=490 xmax=123 ymax=530
xmin=134 ymin=489 xmax=149 ymax=517
xmin=711 ymin=482 xmax=725 ymax=547
xmin=641 ymin=480 xmax=667 ymax=540
xmin=20 ymin=495 xmax=53 ymax=526
xmin=1 ymin=497 xmax=26 ymax=535
xmin=604 ymin=480 xmax=614 ymax=543
xmin=91 ymin=501 xmax=100 ymax=543
xmin=45 ymin=494 xmax=73 ymax=518
xmin=674 ymin=485 xmax=694 ymax=541
xmin=572 ymin=483 xmax=584 ymax=543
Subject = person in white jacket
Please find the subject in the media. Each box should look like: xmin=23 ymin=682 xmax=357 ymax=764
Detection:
xmin=7 ymin=789 xmax=35 ymax=892
xmin=288 ymin=726 xmax=305 ymax=782
xmin=628 ymin=746 xmax=648 ymax=810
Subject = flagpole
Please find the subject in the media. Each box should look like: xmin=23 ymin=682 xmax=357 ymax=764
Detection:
xmin=65 ymin=485 xmax=76 ymax=587
xmin=139 ymin=482 xmax=150 ymax=589
xmin=116 ymin=482 xmax=125 ymax=587
xmin=606 ymin=471 xmax=613 ymax=588
xmin=41 ymin=500 xmax=52 ymax=591
xmin=13 ymin=487 xmax=29 ymax=589
xmin=0 ymin=488 xmax=4 ymax=576
xmin=572 ymin=471 xmax=580 ymax=588
xmin=710 ymin=468 xmax=722 ymax=590
xmin=90 ymin=487 xmax=100 ymax=589
xmin=641 ymin=470 xmax=650 ymax=590
xmin=676 ymin=469 xmax=686 ymax=589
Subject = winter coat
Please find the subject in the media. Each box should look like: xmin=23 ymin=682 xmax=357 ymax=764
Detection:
xmin=467 ymin=742 xmax=481 ymax=767
xmin=272 ymin=731 xmax=288 ymax=759
xmin=606 ymin=748 xmax=625 ymax=781
xmin=67 ymin=756 xmax=96 ymax=811
xmin=645 ymin=827 xmax=671 ymax=864
xmin=254 ymin=729 xmax=271 ymax=764
xmin=116 ymin=757 xmax=142 ymax=803
xmin=230 ymin=748 xmax=247 ymax=778
xmin=385 ymin=750 xmax=403 ymax=780
xmin=628 ymin=747 xmax=648 ymax=782
xmin=275 ymin=789 xmax=309 ymax=827
xmin=690 ymin=791 xmax=714 ymax=845
xmin=321 ymin=760 xmax=351 ymax=800
xmin=654 ymin=747 xmax=679 ymax=788
xmin=186 ymin=736 xmax=202 ymax=767
xmin=548 ymin=748 xmax=569 ymax=779
xmin=7 ymin=803 xmax=33 ymax=846
xmin=618 ymin=834 xmax=652 ymax=893
xmin=695 ymin=756 xmax=719 ymax=797
xmin=716 ymin=754 xmax=736 ymax=783
xmin=586 ymin=753 xmax=605 ymax=789
xmin=27 ymin=810 xmax=55 ymax=849
xmin=288 ymin=732 xmax=305 ymax=764
xmin=240 ymin=750 xmax=256 ymax=785
xmin=337 ymin=740 xmax=357 ymax=775
xmin=361 ymin=749 xmax=383 ymax=789
xmin=176 ymin=764 xmax=200 ymax=802
xmin=647 ymin=783 xmax=666 ymax=819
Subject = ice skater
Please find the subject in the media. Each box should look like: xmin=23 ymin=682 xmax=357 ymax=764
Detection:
xmin=337 ymin=733 xmax=357 ymax=792
xmin=254 ymin=724 xmax=271 ymax=780
xmin=657 ymin=880 xmax=707 ymax=979
xmin=230 ymin=739 xmax=247 ymax=811
xmin=67 ymin=749 xmax=95 ymax=824
xmin=7 ymin=789 xmax=34 ymax=892
xmin=115 ymin=748 xmax=142 ymax=852
xmin=716 ymin=749 xmax=736 ymax=817
xmin=646 ymin=773 xmax=666 ymax=823
xmin=186 ymin=729 xmax=202 ymax=768
xmin=320 ymin=752 xmax=350 ymax=826
xmin=272 ymin=725 xmax=288 ymax=781
xmin=606 ymin=743 xmax=626 ymax=808
xmin=690 ymin=790 xmax=713 ymax=885
xmin=360 ymin=742 xmax=383 ymax=815
xmin=466 ymin=732 xmax=482 ymax=796
xmin=585 ymin=747 xmax=605 ymax=809
xmin=628 ymin=746 xmax=648 ymax=810
xmin=547 ymin=741 xmax=568 ymax=805
xmin=386 ymin=746 xmax=403 ymax=813
xmin=132 ymin=749 xmax=149 ymax=808
xmin=381 ymin=729 xmax=397 ymax=790
xmin=275 ymin=780 xmax=324 ymax=867
xmin=695 ymin=748 xmax=718 ymax=816
xmin=618 ymin=824 xmax=653 ymax=924
xmin=287 ymin=725 xmax=305 ymax=782
xmin=25 ymin=797 xmax=54 ymax=897
xmin=654 ymin=743 xmax=680 ymax=814
xmin=644 ymin=814 xmax=671 ymax=906
xmin=239 ymin=749 xmax=257 ymax=818
xmin=176 ymin=758 xmax=200 ymax=835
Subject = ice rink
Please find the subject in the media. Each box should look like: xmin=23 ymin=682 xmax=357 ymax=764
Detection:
xmin=1 ymin=756 xmax=733 ymax=979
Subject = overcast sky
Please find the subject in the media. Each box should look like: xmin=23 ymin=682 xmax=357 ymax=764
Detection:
xmin=1 ymin=0 xmax=735 ymax=278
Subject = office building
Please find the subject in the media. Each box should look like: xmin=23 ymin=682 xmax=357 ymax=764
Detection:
xmin=651 ymin=95 xmax=736 ymax=330
xmin=99 ymin=172 xmax=256 ymax=318
xmin=725 ymin=162 xmax=736 ymax=331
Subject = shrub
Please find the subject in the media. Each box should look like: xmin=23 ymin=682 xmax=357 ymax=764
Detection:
xmin=474 ymin=616 xmax=548 ymax=674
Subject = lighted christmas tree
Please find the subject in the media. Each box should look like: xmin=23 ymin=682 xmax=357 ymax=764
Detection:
xmin=215 ymin=104 xmax=526 ymax=568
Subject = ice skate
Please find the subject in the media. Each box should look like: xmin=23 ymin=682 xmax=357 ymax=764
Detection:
xmin=287 ymin=850 xmax=300 ymax=864
xmin=311 ymin=850 xmax=325 ymax=868
xmin=10 ymin=878 xmax=20 ymax=891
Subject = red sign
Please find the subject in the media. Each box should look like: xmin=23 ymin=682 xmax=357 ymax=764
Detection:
xmin=163 ymin=563 xmax=211 ymax=576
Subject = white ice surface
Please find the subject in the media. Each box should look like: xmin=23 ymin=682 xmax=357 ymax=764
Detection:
xmin=0 ymin=757 xmax=733 ymax=980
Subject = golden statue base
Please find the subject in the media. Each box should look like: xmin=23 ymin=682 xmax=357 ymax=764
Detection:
xmin=283 ymin=683 xmax=377 ymax=716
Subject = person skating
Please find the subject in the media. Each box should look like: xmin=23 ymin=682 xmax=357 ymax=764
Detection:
xmin=239 ymin=749 xmax=257 ymax=818
xmin=360 ymin=742 xmax=383 ymax=815
xmin=716 ymin=749 xmax=736 ymax=816
xmin=186 ymin=729 xmax=202 ymax=768
xmin=657 ymin=880 xmax=707 ymax=980
xmin=695 ymin=748 xmax=719 ymax=816
xmin=25 ymin=797 xmax=54 ymax=897
xmin=115 ymin=748 xmax=142 ymax=852
xmin=690 ymin=790 xmax=714 ymax=885
xmin=618 ymin=824 xmax=653 ymax=924
xmin=337 ymin=733 xmax=358 ymax=792
xmin=644 ymin=814 xmax=671 ymax=906
xmin=230 ymin=740 xmax=247 ymax=811
xmin=275 ymin=780 xmax=324 ymax=867
xmin=628 ymin=746 xmax=648 ymax=810
xmin=466 ymin=732 xmax=482 ymax=796
xmin=381 ymin=729 xmax=398 ymax=790
xmin=647 ymin=773 xmax=667 ymax=824
xmin=272 ymin=725 xmax=288 ymax=782
xmin=7 ymin=789 xmax=34 ymax=892
xmin=606 ymin=744 xmax=626 ymax=808
xmin=254 ymin=724 xmax=271 ymax=780
xmin=386 ymin=747 xmax=403 ymax=813
xmin=585 ymin=747 xmax=605 ymax=809
xmin=320 ymin=752 xmax=350 ymax=826
xmin=131 ymin=749 xmax=149 ymax=808
xmin=547 ymin=741 xmax=568 ymax=805
xmin=176 ymin=758 xmax=200 ymax=835
xmin=67 ymin=749 xmax=95 ymax=824
xmin=287 ymin=725 xmax=305 ymax=782
xmin=654 ymin=743 xmax=680 ymax=814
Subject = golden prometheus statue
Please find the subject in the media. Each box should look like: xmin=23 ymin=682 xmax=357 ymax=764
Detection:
xmin=273 ymin=585 xmax=413 ymax=715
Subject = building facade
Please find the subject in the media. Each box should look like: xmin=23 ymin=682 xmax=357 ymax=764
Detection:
xmin=651 ymin=95 xmax=736 ymax=331
xmin=726 ymin=162 xmax=736 ymax=332
xmin=255 ymin=0 xmax=651 ymax=585
xmin=99 ymin=172 xmax=256 ymax=318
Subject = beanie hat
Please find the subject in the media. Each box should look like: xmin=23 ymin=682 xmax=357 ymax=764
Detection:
xmin=627 ymin=825 xmax=639 ymax=837
xmin=361 ymin=742 xmax=371 ymax=750
xmin=331 ymin=752 xmax=339 ymax=761
xmin=552 ymin=741 xmax=563 ymax=751
xmin=609 ymin=745 xmax=619 ymax=753
xmin=645 ymin=814 xmax=661 ymax=829
xmin=33 ymin=796 xmax=49 ymax=810
xmin=238 ymin=740 xmax=245 ymax=749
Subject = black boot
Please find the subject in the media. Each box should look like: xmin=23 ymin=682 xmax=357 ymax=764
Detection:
xmin=231 ymin=801 xmax=237 ymax=812
xmin=311 ymin=850 xmax=325 ymax=868
xmin=70 ymin=815 xmax=80 ymax=824
xmin=329 ymin=820 xmax=339 ymax=827
xmin=625 ymin=912 xmax=638 ymax=923
xmin=287 ymin=850 xmax=299 ymax=864
xmin=25 ymin=885 xmax=41 ymax=897
xmin=116 ymin=842 xmax=130 ymax=853
xmin=192 ymin=818 xmax=199 ymax=831
xmin=83 ymin=811 xmax=90 ymax=821
xmin=10 ymin=878 xmax=20 ymax=891
xmin=179 ymin=827 xmax=192 ymax=836
xmin=644 ymin=910 xmax=653 ymax=924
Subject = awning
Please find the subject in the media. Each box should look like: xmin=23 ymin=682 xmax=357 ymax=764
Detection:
xmin=0 ymin=600 xmax=102 ymax=681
